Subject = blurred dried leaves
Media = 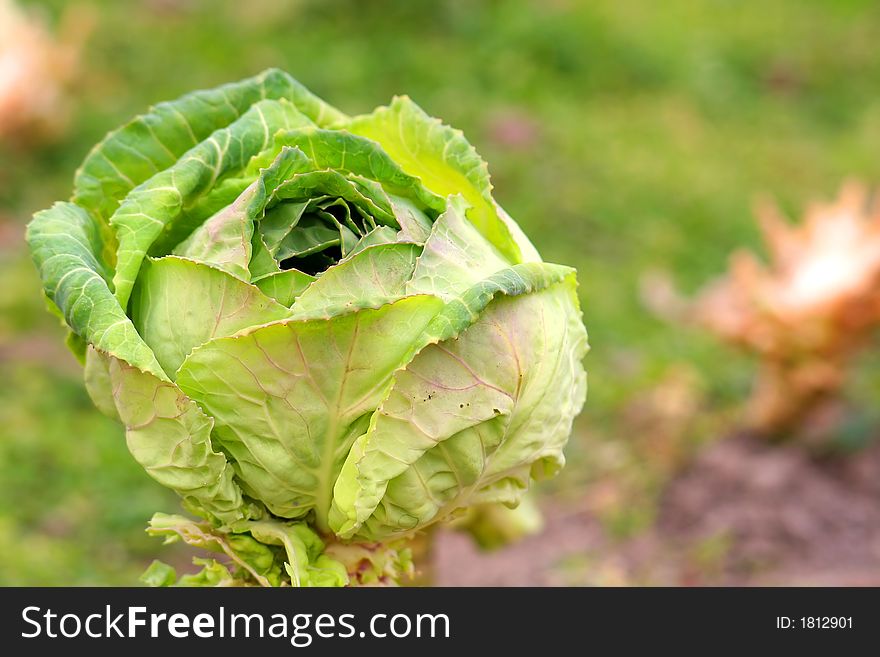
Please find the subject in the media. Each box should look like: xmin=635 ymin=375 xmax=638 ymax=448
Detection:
xmin=0 ymin=0 xmax=93 ymax=145
xmin=693 ymin=182 xmax=880 ymax=435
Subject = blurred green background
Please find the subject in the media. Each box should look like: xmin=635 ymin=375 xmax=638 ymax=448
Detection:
xmin=3 ymin=0 xmax=880 ymax=585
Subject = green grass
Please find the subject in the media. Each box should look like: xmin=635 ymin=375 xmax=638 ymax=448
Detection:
xmin=3 ymin=0 xmax=880 ymax=582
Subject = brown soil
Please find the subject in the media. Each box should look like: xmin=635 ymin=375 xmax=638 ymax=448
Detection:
xmin=432 ymin=434 xmax=880 ymax=586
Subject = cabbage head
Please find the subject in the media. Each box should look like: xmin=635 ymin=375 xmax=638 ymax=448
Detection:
xmin=27 ymin=70 xmax=588 ymax=586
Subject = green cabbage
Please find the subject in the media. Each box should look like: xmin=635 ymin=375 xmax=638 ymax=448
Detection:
xmin=27 ymin=69 xmax=588 ymax=586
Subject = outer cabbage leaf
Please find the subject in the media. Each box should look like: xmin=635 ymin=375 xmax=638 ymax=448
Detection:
xmin=84 ymin=346 xmax=118 ymax=419
xmin=406 ymin=195 xmax=509 ymax=300
xmin=347 ymin=96 xmax=525 ymax=263
xmin=175 ymin=295 xmax=445 ymax=530
xmin=330 ymin=267 xmax=588 ymax=539
xmin=458 ymin=493 xmax=545 ymax=550
xmin=130 ymin=256 xmax=292 ymax=378
xmin=107 ymin=358 xmax=245 ymax=521
xmin=147 ymin=514 xmax=281 ymax=586
xmin=74 ymin=68 xmax=347 ymax=223
xmin=26 ymin=202 xmax=165 ymax=378
xmin=242 ymin=519 xmax=348 ymax=587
